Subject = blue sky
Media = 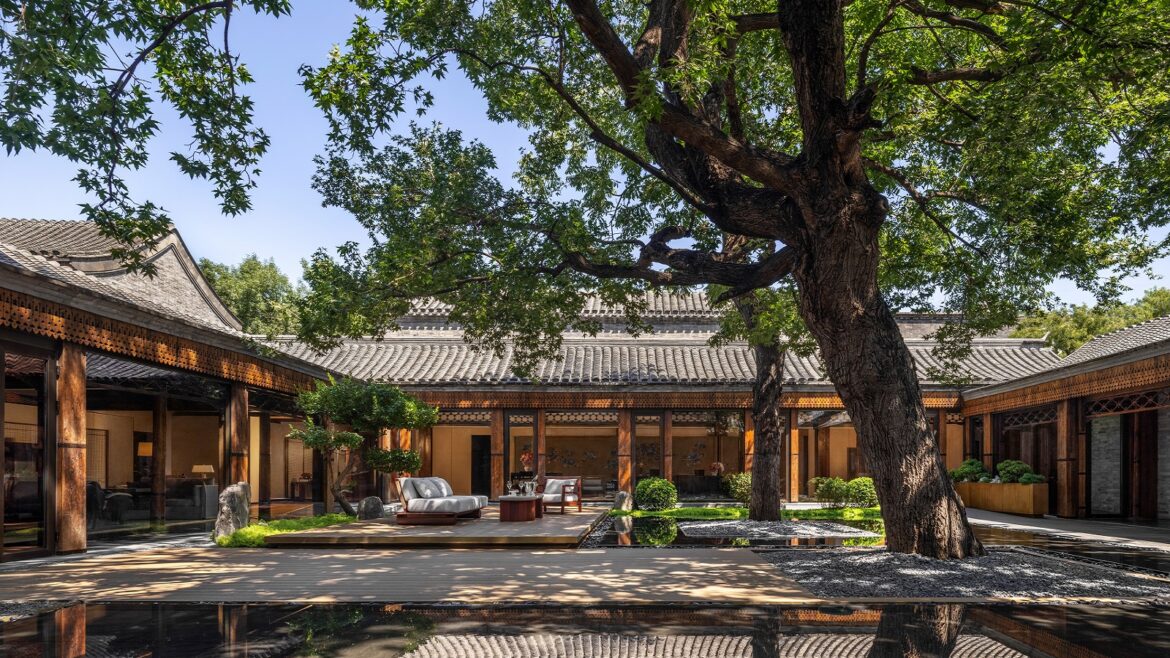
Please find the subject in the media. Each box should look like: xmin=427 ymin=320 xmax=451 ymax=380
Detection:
xmin=1 ymin=3 xmax=1165 ymax=305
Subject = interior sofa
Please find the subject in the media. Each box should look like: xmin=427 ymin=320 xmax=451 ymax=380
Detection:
xmin=395 ymin=476 xmax=487 ymax=525
xmin=165 ymin=478 xmax=219 ymax=520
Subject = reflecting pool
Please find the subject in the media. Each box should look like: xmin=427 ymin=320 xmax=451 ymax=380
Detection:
xmin=3 ymin=602 xmax=1169 ymax=657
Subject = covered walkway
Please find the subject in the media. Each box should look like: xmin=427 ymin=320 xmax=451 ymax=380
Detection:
xmin=968 ymin=509 xmax=1170 ymax=552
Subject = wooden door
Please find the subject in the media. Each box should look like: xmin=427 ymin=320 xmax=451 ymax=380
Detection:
xmin=1127 ymin=411 xmax=1158 ymax=520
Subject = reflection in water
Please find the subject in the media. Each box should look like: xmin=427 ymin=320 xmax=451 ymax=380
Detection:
xmin=868 ymin=604 xmax=964 ymax=658
xmin=3 ymin=602 xmax=1170 ymax=657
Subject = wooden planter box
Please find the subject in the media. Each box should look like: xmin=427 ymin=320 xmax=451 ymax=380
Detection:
xmin=954 ymin=482 xmax=1049 ymax=517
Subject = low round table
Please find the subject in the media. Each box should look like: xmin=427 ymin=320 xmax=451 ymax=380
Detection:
xmin=498 ymin=495 xmax=543 ymax=522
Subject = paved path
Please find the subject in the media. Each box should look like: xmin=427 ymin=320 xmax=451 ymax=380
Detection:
xmin=0 ymin=547 xmax=816 ymax=605
xmin=968 ymin=510 xmax=1170 ymax=551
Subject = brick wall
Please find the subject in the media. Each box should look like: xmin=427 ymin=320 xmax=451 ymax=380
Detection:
xmin=1090 ymin=415 xmax=1122 ymax=515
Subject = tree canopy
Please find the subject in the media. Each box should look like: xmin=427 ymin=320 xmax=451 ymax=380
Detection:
xmin=199 ymin=254 xmax=303 ymax=335
xmin=1014 ymin=287 xmax=1170 ymax=355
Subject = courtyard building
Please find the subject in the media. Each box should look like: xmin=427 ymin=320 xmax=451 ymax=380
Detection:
xmin=1 ymin=217 xmax=1165 ymax=562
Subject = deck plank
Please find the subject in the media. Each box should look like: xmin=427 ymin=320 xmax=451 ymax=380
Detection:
xmin=265 ymin=507 xmax=605 ymax=547
xmin=0 ymin=547 xmax=817 ymax=605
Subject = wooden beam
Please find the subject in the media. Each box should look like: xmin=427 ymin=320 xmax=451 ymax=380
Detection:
xmin=151 ymin=396 xmax=168 ymax=526
xmin=490 ymin=410 xmax=504 ymax=499
xmin=228 ymin=384 xmax=249 ymax=485
xmin=618 ymin=410 xmax=633 ymax=493
xmin=1054 ymin=399 xmax=1078 ymax=518
xmin=259 ymin=413 xmax=272 ymax=504
xmin=742 ymin=411 xmax=754 ymax=473
xmin=534 ymin=409 xmax=547 ymax=478
xmin=981 ymin=413 xmax=994 ymax=471
xmin=662 ymin=411 xmax=674 ymax=482
xmin=787 ymin=409 xmax=800 ymax=501
xmin=55 ymin=343 xmax=87 ymax=554
xmin=408 ymin=389 xmax=962 ymax=411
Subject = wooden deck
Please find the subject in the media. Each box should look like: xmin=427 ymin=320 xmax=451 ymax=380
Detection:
xmin=265 ymin=506 xmax=606 ymax=548
xmin=0 ymin=547 xmax=817 ymax=605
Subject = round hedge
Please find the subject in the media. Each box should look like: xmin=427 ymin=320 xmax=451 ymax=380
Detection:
xmin=634 ymin=477 xmax=678 ymax=511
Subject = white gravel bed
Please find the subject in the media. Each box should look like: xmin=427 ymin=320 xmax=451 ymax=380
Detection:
xmin=0 ymin=600 xmax=71 ymax=622
xmin=762 ymin=547 xmax=1170 ymax=600
xmin=678 ymin=519 xmax=879 ymax=539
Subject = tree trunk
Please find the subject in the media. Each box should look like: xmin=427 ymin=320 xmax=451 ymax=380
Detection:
xmin=748 ymin=342 xmax=786 ymax=521
xmin=331 ymin=451 xmax=358 ymax=516
xmin=792 ymin=203 xmax=984 ymax=558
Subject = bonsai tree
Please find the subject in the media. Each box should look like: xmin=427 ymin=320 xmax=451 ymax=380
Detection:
xmin=292 ymin=377 xmax=437 ymax=515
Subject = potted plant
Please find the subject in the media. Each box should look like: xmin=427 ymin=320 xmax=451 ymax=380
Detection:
xmin=950 ymin=459 xmax=1049 ymax=516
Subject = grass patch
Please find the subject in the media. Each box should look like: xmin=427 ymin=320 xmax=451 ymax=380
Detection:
xmin=215 ymin=513 xmax=355 ymax=547
xmin=610 ymin=506 xmax=882 ymax=521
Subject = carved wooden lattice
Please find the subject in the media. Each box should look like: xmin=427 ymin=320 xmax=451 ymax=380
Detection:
xmin=1001 ymin=405 xmax=1058 ymax=429
xmin=1 ymin=289 xmax=317 ymax=393
xmin=436 ymin=410 xmax=491 ymax=425
xmin=546 ymin=411 xmax=619 ymax=425
xmin=1085 ymin=389 xmax=1170 ymax=418
xmin=946 ymin=412 xmax=964 ymax=425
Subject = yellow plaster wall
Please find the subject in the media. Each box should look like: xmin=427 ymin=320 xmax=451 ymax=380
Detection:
xmin=430 ymin=425 xmax=476 ymax=494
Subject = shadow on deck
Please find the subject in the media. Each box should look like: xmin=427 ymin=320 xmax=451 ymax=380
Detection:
xmin=264 ymin=506 xmax=607 ymax=548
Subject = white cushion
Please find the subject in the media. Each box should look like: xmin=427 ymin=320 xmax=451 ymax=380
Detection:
xmin=435 ymin=478 xmax=454 ymax=497
xmin=406 ymin=495 xmax=486 ymax=514
xmin=544 ymin=478 xmax=576 ymax=495
xmin=413 ymin=479 xmax=442 ymax=499
xmin=542 ymin=492 xmax=579 ymax=503
xmin=399 ymin=478 xmax=420 ymax=502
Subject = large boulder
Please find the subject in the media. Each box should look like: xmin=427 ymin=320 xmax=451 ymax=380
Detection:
xmin=357 ymin=496 xmax=385 ymax=520
xmin=612 ymin=490 xmax=633 ymax=512
xmin=212 ymin=483 xmax=250 ymax=540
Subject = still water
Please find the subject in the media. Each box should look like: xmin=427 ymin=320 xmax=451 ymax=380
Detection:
xmin=3 ymin=602 xmax=1169 ymax=657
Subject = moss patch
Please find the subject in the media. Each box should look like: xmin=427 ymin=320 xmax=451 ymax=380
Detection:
xmin=215 ymin=513 xmax=355 ymax=547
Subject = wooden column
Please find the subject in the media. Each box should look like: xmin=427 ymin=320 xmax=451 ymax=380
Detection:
xmin=936 ymin=409 xmax=947 ymax=465
xmin=228 ymin=384 xmax=249 ymax=485
xmin=742 ymin=411 xmax=754 ymax=473
xmin=490 ymin=410 xmax=504 ymax=499
xmin=534 ymin=409 xmax=547 ymax=477
xmin=150 ymin=396 xmax=168 ymax=526
xmin=258 ymin=413 xmax=272 ymax=504
xmin=981 ymin=412 xmax=994 ymax=471
xmin=617 ymin=409 xmax=633 ymax=493
xmin=418 ymin=426 xmax=433 ymax=475
xmin=55 ymin=343 xmax=87 ymax=554
xmin=816 ymin=426 xmax=830 ymax=477
xmin=55 ymin=604 xmax=87 ymax=658
xmin=662 ymin=411 xmax=674 ymax=481
xmin=1055 ymin=399 xmax=1078 ymax=518
xmin=787 ymin=409 xmax=800 ymax=501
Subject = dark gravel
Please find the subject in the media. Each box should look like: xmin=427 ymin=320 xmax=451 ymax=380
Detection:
xmin=761 ymin=547 xmax=1170 ymax=600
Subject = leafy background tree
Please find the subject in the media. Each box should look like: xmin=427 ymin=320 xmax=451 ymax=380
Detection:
xmin=200 ymin=254 xmax=304 ymax=335
xmin=1014 ymin=287 xmax=1170 ymax=355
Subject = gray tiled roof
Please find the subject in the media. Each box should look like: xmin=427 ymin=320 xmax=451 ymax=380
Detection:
xmin=1061 ymin=314 xmax=1170 ymax=367
xmin=0 ymin=217 xmax=124 ymax=255
xmin=0 ymin=241 xmax=244 ymax=338
xmin=274 ymin=332 xmax=1058 ymax=388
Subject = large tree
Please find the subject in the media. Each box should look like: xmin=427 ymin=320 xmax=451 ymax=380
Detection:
xmin=200 ymin=254 xmax=304 ymax=335
xmin=1014 ymin=287 xmax=1170 ymax=355
xmin=5 ymin=1 xmax=1170 ymax=557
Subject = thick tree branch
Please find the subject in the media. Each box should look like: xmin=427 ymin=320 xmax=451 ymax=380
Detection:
xmin=731 ymin=13 xmax=781 ymax=34
xmin=900 ymin=0 xmax=1007 ymax=49
xmin=863 ymin=158 xmax=985 ymax=255
xmin=908 ymin=66 xmax=1004 ymax=85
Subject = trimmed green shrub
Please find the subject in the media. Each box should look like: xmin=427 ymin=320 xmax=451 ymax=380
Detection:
xmin=807 ymin=477 xmax=829 ymax=498
xmin=950 ymin=459 xmax=990 ymax=483
xmin=996 ymin=460 xmax=1035 ymax=483
xmin=814 ymin=477 xmax=849 ymax=507
xmin=1018 ymin=472 xmax=1047 ymax=484
xmin=633 ymin=517 xmax=678 ymax=545
xmin=634 ymin=477 xmax=678 ymax=511
xmin=723 ymin=472 xmax=752 ymax=506
xmin=846 ymin=477 xmax=879 ymax=507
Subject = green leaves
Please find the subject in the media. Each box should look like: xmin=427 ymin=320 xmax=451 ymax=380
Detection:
xmin=296 ymin=376 xmax=437 ymax=434
xmin=199 ymin=254 xmax=303 ymax=335
xmin=1 ymin=0 xmax=289 ymax=270
xmin=1013 ymin=287 xmax=1170 ymax=355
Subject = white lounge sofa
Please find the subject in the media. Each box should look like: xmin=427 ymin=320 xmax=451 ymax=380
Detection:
xmin=394 ymin=476 xmax=488 ymax=525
